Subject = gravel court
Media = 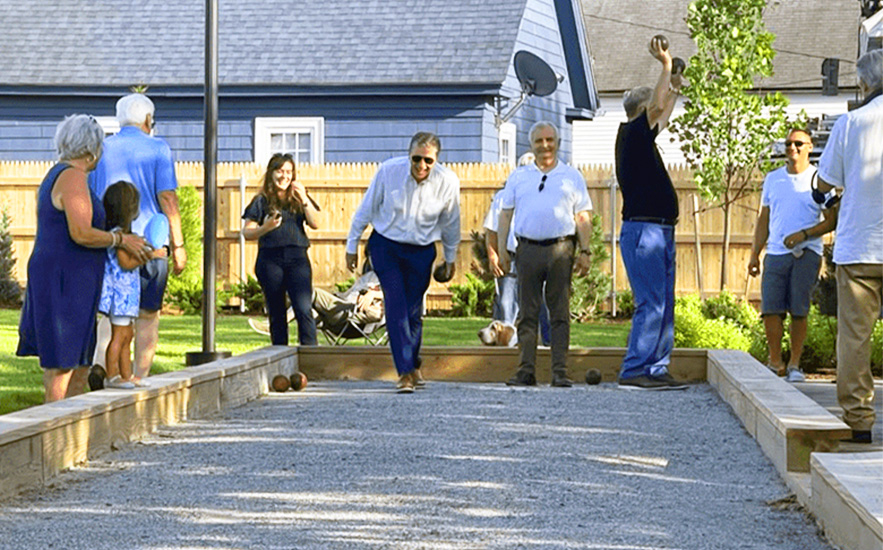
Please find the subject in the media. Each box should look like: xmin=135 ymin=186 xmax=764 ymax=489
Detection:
xmin=0 ymin=381 xmax=832 ymax=550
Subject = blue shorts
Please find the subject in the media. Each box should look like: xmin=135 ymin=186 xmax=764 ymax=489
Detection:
xmin=761 ymin=251 xmax=821 ymax=317
xmin=140 ymin=257 xmax=169 ymax=312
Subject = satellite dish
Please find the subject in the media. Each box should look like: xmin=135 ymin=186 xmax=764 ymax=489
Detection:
xmin=496 ymin=51 xmax=562 ymax=126
xmin=514 ymin=50 xmax=559 ymax=97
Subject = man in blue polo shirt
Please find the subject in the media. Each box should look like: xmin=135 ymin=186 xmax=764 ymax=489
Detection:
xmin=614 ymin=36 xmax=686 ymax=390
xmin=90 ymin=93 xmax=186 ymax=382
xmin=498 ymin=121 xmax=593 ymax=387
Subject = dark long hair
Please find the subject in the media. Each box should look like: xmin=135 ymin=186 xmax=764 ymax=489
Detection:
xmin=103 ymin=180 xmax=140 ymax=232
xmin=259 ymin=153 xmax=302 ymax=214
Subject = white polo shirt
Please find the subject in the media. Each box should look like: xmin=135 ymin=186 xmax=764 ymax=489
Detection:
xmin=346 ymin=156 xmax=461 ymax=262
xmin=499 ymin=160 xmax=592 ymax=241
xmin=818 ymin=95 xmax=883 ymax=265
xmin=761 ymin=165 xmax=824 ymax=256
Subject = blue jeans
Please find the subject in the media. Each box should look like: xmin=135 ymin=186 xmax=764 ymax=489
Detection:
xmin=619 ymin=221 xmax=676 ymax=379
xmin=255 ymin=246 xmax=317 ymax=346
xmin=369 ymin=231 xmax=436 ymax=375
xmin=495 ymin=264 xmax=551 ymax=345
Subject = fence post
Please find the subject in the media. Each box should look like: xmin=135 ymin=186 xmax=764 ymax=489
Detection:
xmin=609 ymin=174 xmax=618 ymax=317
xmin=692 ymin=194 xmax=704 ymax=299
xmin=239 ymin=173 xmax=246 ymax=313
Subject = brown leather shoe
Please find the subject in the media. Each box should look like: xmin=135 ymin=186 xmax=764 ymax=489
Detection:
xmin=413 ymin=368 xmax=426 ymax=389
xmin=396 ymin=372 xmax=415 ymax=394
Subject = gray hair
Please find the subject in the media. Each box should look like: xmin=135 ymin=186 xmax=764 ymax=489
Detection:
xmin=116 ymin=93 xmax=155 ymax=127
xmin=55 ymin=114 xmax=103 ymax=161
xmin=408 ymin=131 xmax=441 ymax=154
xmin=856 ymin=49 xmax=883 ymax=92
xmin=528 ymin=121 xmax=559 ymax=143
xmin=623 ymin=86 xmax=653 ymax=119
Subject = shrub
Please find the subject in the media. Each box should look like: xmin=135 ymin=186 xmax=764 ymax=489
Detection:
xmin=230 ymin=275 xmax=265 ymax=314
xmin=570 ymin=213 xmax=612 ymax=320
xmin=0 ymin=208 xmax=22 ymax=306
xmin=674 ymin=294 xmax=752 ymax=351
xmin=614 ymin=289 xmax=634 ymax=319
xmin=701 ymin=290 xmax=758 ymax=331
xmin=449 ymin=272 xmax=495 ymax=317
xmin=798 ymin=306 xmax=837 ymax=372
xmin=163 ymin=184 xmax=227 ymax=314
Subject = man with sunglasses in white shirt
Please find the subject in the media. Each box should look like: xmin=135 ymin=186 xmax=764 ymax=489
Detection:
xmin=346 ymin=132 xmax=461 ymax=393
xmin=497 ymin=121 xmax=593 ymax=387
xmin=748 ymin=128 xmax=835 ymax=383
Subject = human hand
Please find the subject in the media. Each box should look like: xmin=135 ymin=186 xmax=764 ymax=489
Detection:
xmin=119 ymin=232 xmax=151 ymax=264
xmin=574 ymin=251 xmax=592 ymax=276
xmin=444 ymin=262 xmax=456 ymax=281
xmin=747 ymin=255 xmax=760 ymax=277
xmin=171 ymin=246 xmax=186 ymax=275
xmin=671 ymin=72 xmax=685 ymax=91
xmin=498 ymin=250 xmax=510 ymax=275
xmin=291 ymin=181 xmax=309 ymax=204
xmin=346 ymin=252 xmax=358 ymax=272
xmin=488 ymin=250 xmax=505 ymax=278
xmin=262 ymin=211 xmax=282 ymax=233
xmin=783 ymin=230 xmax=807 ymax=250
xmin=649 ymin=36 xmax=672 ymax=64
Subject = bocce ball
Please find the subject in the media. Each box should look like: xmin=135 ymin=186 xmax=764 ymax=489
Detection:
xmin=290 ymin=372 xmax=308 ymax=391
xmin=272 ymin=374 xmax=291 ymax=392
xmin=652 ymin=34 xmax=669 ymax=51
xmin=585 ymin=368 xmax=602 ymax=385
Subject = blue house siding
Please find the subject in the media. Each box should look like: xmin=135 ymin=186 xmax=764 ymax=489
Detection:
xmin=0 ymin=94 xmax=494 ymax=164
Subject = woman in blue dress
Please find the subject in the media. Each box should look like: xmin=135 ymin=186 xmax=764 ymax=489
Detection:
xmin=17 ymin=115 xmax=150 ymax=402
xmin=242 ymin=153 xmax=320 ymax=346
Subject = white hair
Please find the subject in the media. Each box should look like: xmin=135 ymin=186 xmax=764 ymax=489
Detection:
xmin=115 ymin=93 xmax=155 ymax=127
xmin=856 ymin=49 xmax=883 ymax=92
xmin=517 ymin=152 xmax=535 ymax=166
xmin=623 ymin=86 xmax=653 ymax=119
xmin=528 ymin=121 xmax=559 ymax=143
xmin=55 ymin=114 xmax=103 ymax=161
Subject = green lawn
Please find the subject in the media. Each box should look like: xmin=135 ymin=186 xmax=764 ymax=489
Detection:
xmin=0 ymin=308 xmax=629 ymax=415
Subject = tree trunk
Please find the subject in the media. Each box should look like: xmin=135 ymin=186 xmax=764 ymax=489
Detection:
xmin=720 ymin=198 xmax=731 ymax=290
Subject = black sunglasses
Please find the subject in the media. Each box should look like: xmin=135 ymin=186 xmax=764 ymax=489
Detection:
xmin=784 ymin=140 xmax=808 ymax=148
xmin=538 ymin=174 xmax=547 ymax=192
xmin=411 ymin=155 xmax=435 ymax=166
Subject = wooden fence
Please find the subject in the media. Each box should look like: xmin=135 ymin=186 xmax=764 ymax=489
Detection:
xmin=1 ymin=161 xmax=767 ymax=310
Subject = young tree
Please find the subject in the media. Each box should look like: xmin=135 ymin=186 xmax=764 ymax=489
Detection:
xmin=0 ymin=208 xmax=22 ymax=306
xmin=669 ymin=0 xmax=791 ymax=289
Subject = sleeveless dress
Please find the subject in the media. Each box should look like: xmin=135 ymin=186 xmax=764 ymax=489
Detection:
xmin=98 ymin=228 xmax=140 ymax=318
xmin=17 ymin=163 xmax=107 ymax=368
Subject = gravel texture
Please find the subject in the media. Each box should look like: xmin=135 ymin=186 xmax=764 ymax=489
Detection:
xmin=0 ymin=381 xmax=832 ymax=549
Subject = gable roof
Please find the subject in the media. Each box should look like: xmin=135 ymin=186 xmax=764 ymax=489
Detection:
xmin=0 ymin=0 xmax=528 ymax=89
xmin=580 ymin=0 xmax=860 ymax=93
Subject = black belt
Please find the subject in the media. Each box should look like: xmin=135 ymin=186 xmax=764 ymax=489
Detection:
xmin=624 ymin=216 xmax=678 ymax=226
xmin=517 ymin=235 xmax=575 ymax=246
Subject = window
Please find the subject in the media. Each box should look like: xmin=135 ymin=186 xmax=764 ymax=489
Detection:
xmin=254 ymin=117 xmax=324 ymax=167
xmin=95 ymin=116 xmax=120 ymax=136
xmin=498 ymin=122 xmax=516 ymax=166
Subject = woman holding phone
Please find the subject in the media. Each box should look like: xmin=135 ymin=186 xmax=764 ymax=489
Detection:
xmin=242 ymin=153 xmax=319 ymax=346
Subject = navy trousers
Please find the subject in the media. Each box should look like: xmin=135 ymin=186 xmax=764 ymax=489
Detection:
xmin=255 ymin=246 xmax=317 ymax=346
xmin=368 ymin=231 xmax=436 ymax=375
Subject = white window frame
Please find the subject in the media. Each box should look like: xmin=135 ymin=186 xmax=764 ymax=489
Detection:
xmin=498 ymin=122 xmax=516 ymax=166
xmin=254 ymin=117 xmax=325 ymax=167
xmin=95 ymin=116 xmax=120 ymax=136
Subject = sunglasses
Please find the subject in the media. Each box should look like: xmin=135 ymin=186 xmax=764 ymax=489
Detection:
xmin=411 ymin=155 xmax=435 ymax=166
xmin=538 ymin=174 xmax=547 ymax=192
xmin=784 ymin=140 xmax=808 ymax=148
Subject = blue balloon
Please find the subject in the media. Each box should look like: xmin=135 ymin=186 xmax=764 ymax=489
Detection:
xmin=144 ymin=214 xmax=170 ymax=249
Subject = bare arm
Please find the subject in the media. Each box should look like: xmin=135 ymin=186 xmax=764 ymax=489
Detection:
xmin=573 ymin=210 xmax=593 ymax=276
xmin=783 ymin=204 xmax=839 ymax=249
xmin=816 ymin=175 xmax=836 ymax=194
xmin=497 ymin=208 xmax=514 ymax=273
xmin=158 ymin=190 xmax=186 ymax=275
xmin=292 ymin=181 xmax=319 ymax=229
xmin=646 ymin=36 xmax=674 ymax=129
xmin=748 ymin=206 xmax=770 ymax=277
xmin=486 ymin=230 xmax=504 ymax=278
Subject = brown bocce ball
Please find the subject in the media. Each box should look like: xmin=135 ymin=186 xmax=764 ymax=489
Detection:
xmin=290 ymin=371 xmax=308 ymax=391
xmin=272 ymin=374 xmax=291 ymax=392
xmin=652 ymin=34 xmax=669 ymax=51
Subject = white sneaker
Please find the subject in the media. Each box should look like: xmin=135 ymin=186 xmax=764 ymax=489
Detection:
xmin=785 ymin=367 xmax=805 ymax=383
xmin=106 ymin=376 xmax=136 ymax=390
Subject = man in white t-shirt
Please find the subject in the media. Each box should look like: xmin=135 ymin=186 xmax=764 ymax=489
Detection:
xmin=815 ymin=49 xmax=883 ymax=445
xmin=748 ymin=128 xmax=836 ymax=383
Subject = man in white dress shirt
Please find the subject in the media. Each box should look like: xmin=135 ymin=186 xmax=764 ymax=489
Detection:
xmin=814 ymin=49 xmax=882 ymax=445
xmin=346 ymin=132 xmax=461 ymax=393
xmin=498 ymin=121 xmax=593 ymax=387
